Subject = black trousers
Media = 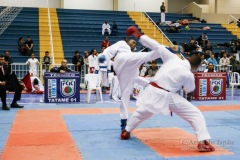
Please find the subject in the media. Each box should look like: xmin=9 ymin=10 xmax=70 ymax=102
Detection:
xmin=0 ymin=73 xmax=22 ymax=105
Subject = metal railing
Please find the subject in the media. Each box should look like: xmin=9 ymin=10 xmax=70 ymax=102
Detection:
xmin=0 ymin=6 xmax=22 ymax=35
xmin=177 ymin=5 xmax=188 ymax=13
xmin=46 ymin=0 xmax=55 ymax=65
xmin=228 ymin=15 xmax=239 ymax=31
xmin=143 ymin=12 xmax=173 ymax=45
xmin=10 ymin=63 xmax=86 ymax=83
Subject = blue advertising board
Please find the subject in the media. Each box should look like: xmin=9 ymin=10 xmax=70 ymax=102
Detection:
xmin=44 ymin=72 xmax=80 ymax=103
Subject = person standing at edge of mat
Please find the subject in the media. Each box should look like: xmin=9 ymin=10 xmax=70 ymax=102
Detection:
xmin=120 ymin=29 xmax=215 ymax=152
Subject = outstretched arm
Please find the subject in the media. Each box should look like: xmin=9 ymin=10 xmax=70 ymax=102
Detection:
xmin=127 ymin=26 xmax=177 ymax=63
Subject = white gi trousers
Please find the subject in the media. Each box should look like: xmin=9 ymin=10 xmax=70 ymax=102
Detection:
xmin=99 ymin=70 xmax=108 ymax=87
xmin=114 ymin=51 xmax=158 ymax=119
xmin=161 ymin=12 xmax=165 ymax=23
xmin=109 ymin=76 xmax=121 ymax=101
xmin=126 ymin=87 xmax=211 ymax=142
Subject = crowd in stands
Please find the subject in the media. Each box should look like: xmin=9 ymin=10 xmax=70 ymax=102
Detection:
xmin=18 ymin=36 xmax=34 ymax=56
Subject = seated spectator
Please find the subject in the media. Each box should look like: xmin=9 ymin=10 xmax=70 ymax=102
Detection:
xmin=139 ymin=64 xmax=147 ymax=77
xmin=18 ymin=37 xmax=26 ymax=55
xmin=72 ymin=50 xmax=84 ymax=74
xmin=204 ymin=43 xmax=213 ymax=52
xmin=111 ymin=21 xmax=118 ymax=36
xmin=101 ymin=36 xmax=111 ymax=48
xmin=0 ymin=55 xmax=24 ymax=110
xmin=204 ymin=50 xmax=212 ymax=59
xmin=202 ymin=33 xmax=208 ymax=46
xmin=188 ymin=40 xmax=197 ymax=53
xmin=25 ymin=36 xmax=33 ymax=56
xmin=57 ymin=59 xmax=72 ymax=73
xmin=230 ymin=55 xmax=240 ymax=72
xmin=207 ymin=53 xmax=218 ymax=66
xmin=204 ymin=62 xmax=216 ymax=72
xmin=145 ymin=61 xmax=158 ymax=77
xmin=219 ymin=52 xmax=230 ymax=71
xmin=42 ymin=51 xmax=52 ymax=73
xmin=197 ymin=54 xmax=208 ymax=72
xmin=102 ymin=20 xmax=111 ymax=36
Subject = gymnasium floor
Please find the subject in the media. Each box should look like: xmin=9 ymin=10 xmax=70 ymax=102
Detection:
xmin=0 ymin=91 xmax=240 ymax=160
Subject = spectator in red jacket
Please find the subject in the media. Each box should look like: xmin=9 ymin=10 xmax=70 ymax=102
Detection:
xmin=101 ymin=36 xmax=111 ymax=48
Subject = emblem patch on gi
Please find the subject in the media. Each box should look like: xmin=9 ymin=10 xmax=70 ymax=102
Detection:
xmin=60 ymin=79 xmax=76 ymax=97
xmin=210 ymin=78 xmax=222 ymax=96
xmin=199 ymin=79 xmax=207 ymax=96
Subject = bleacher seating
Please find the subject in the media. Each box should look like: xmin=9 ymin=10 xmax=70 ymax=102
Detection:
xmin=147 ymin=12 xmax=237 ymax=53
xmin=57 ymin=9 xmax=141 ymax=62
xmin=0 ymin=7 xmax=39 ymax=63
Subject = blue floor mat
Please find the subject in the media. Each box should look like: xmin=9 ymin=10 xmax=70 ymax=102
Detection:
xmin=64 ymin=114 xmax=121 ymax=131
xmin=71 ymin=130 xmax=164 ymax=160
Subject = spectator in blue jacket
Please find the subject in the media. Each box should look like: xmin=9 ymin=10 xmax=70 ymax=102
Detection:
xmin=207 ymin=53 xmax=218 ymax=66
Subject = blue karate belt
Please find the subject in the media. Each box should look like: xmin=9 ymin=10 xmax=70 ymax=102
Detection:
xmin=99 ymin=66 xmax=107 ymax=68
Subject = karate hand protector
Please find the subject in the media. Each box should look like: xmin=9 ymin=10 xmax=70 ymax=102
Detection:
xmin=98 ymin=55 xmax=106 ymax=63
xmin=126 ymin=26 xmax=142 ymax=38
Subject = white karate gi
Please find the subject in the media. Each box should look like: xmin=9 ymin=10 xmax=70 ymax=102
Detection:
xmin=102 ymin=23 xmax=111 ymax=35
xmin=102 ymin=36 xmax=160 ymax=119
xmin=26 ymin=58 xmax=39 ymax=77
xmin=88 ymin=55 xmax=99 ymax=73
xmin=98 ymin=53 xmax=111 ymax=87
xmin=109 ymin=75 xmax=121 ymax=101
xmin=30 ymin=76 xmax=44 ymax=92
xmin=125 ymin=36 xmax=211 ymax=142
xmin=161 ymin=12 xmax=165 ymax=23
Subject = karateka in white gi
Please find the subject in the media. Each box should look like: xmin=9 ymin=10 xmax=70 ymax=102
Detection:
xmin=102 ymin=21 xmax=111 ymax=35
xmin=99 ymin=26 xmax=163 ymax=130
xmin=26 ymin=53 xmax=39 ymax=77
xmin=98 ymin=51 xmax=111 ymax=92
xmin=120 ymin=29 xmax=215 ymax=152
xmin=88 ymin=49 xmax=99 ymax=74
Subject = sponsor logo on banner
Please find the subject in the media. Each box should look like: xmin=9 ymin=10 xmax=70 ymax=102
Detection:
xmin=48 ymin=79 xmax=57 ymax=98
xmin=60 ymin=79 xmax=76 ymax=97
xmin=199 ymin=79 xmax=207 ymax=96
xmin=210 ymin=78 xmax=222 ymax=96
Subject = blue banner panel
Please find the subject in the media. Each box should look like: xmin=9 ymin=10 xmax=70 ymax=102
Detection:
xmin=44 ymin=72 xmax=80 ymax=103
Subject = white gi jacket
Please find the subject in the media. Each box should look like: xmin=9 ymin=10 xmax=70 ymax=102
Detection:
xmin=136 ymin=36 xmax=195 ymax=115
xmin=88 ymin=54 xmax=99 ymax=71
xmin=26 ymin=58 xmax=39 ymax=77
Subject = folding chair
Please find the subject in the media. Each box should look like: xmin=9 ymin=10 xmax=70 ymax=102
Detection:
xmin=229 ymin=72 xmax=240 ymax=97
xmin=85 ymin=74 xmax=103 ymax=103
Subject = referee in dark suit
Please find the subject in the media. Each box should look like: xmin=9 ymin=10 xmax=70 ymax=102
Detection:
xmin=0 ymin=55 xmax=24 ymax=110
